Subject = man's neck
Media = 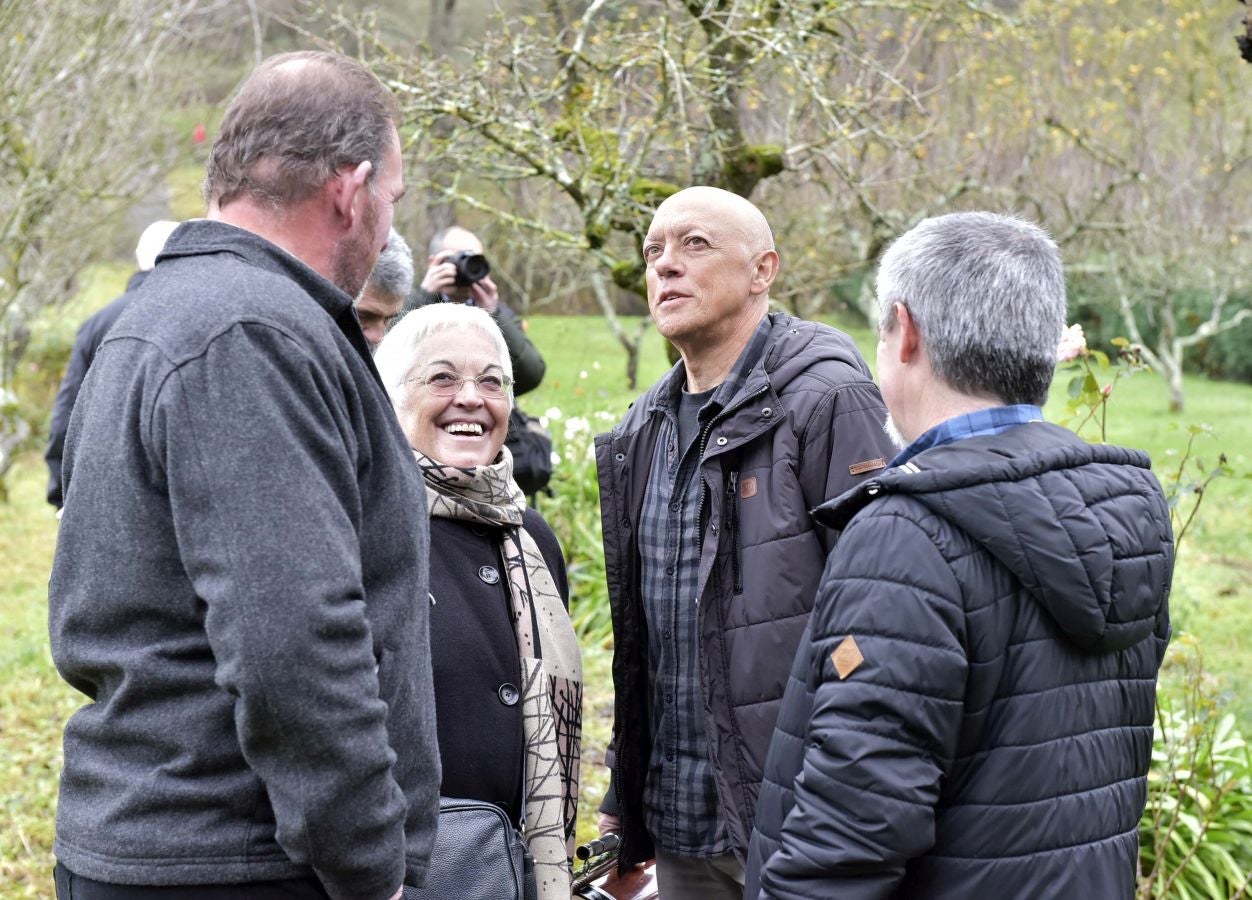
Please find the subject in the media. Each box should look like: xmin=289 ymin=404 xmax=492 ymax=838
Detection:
xmin=678 ymin=306 xmax=767 ymax=393
xmin=902 ymin=393 xmax=1005 ymax=445
xmin=210 ymin=200 xmax=332 ymax=284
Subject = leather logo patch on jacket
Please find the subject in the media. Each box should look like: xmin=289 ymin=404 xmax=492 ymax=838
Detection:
xmin=740 ymin=476 xmax=758 ymax=499
xmin=831 ymin=635 xmax=864 ymax=680
xmin=849 ymin=457 xmax=887 ymax=476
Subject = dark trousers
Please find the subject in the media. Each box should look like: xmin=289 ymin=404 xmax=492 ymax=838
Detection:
xmin=54 ymin=863 xmax=331 ymax=899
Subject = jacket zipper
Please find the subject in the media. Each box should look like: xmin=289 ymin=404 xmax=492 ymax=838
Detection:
xmin=726 ymin=470 xmax=743 ymax=593
xmin=695 ymin=384 xmax=769 ymax=586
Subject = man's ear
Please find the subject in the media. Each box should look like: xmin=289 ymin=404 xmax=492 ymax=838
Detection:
xmin=895 ymin=302 xmax=922 ymax=364
xmin=330 ymin=160 xmax=373 ymax=229
xmin=750 ymin=249 xmax=780 ymax=295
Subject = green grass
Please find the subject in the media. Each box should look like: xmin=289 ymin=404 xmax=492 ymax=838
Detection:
xmin=2 ymin=299 xmax=1249 ymax=895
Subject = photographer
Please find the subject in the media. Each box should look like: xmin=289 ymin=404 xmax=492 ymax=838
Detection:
xmin=409 ymin=225 xmax=545 ymax=394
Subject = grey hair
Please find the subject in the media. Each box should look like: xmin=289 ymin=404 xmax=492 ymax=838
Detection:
xmin=205 ymin=51 xmax=398 ymax=209
xmin=368 ymin=229 xmax=415 ymax=300
xmin=373 ymin=302 xmax=514 ymax=416
xmin=875 ymin=211 xmax=1066 ymax=406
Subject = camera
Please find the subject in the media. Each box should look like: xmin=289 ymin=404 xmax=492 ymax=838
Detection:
xmin=448 ymin=251 xmax=491 ymax=287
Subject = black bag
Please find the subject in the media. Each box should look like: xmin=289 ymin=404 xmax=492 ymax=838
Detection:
xmin=404 ymin=797 xmax=537 ymax=900
xmin=505 ymin=405 xmax=553 ymax=497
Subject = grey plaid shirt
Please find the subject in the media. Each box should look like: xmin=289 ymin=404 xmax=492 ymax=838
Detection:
xmin=638 ymin=319 xmax=772 ymax=856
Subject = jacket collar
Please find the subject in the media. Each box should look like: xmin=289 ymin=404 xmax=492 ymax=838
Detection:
xmin=158 ymin=219 xmax=355 ymax=321
xmin=158 ymin=219 xmax=377 ymax=371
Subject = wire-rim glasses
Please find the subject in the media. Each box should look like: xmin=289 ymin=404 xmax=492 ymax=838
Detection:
xmin=407 ymin=369 xmax=513 ymax=398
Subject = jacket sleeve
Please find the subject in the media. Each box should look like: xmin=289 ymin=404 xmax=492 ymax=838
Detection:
xmin=494 ymin=303 xmax=546 ymax=395
xmin=759 ymin=511 xmax=967 ymax=900
xmin=150 ymin=322 xmax=407 ymax=900
xmin=45 ymin=325 xmax=97 ymax=508
xmin=798 ymin=379 xmax=894 ymax=554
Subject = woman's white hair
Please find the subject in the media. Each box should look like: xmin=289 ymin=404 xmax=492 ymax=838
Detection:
xmin=373 ymin=302 xmax=514 ymax=416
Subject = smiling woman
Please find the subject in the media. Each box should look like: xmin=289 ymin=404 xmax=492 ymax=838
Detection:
xmin=373 ymin=303 xmax=584 ymax=900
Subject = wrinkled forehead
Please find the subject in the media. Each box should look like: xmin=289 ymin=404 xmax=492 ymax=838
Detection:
xmin=414 ymin=326 xmax=506 ymax=369
xmin=646 ymin=193 xmax=771 ymax=251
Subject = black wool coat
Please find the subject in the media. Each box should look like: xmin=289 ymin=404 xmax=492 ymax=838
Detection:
xmin=427 ymin=508 xmax=569 ymax=825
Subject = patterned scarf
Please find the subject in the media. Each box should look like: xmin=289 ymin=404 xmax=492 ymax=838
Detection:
xmin=416 ymin=448 xmax=583 ymax=900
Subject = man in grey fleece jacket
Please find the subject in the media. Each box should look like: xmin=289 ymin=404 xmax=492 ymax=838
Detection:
xmin=48 ymin=52 xmax=438 ymax=900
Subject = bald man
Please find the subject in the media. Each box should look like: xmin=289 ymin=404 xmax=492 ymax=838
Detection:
xmin=594 ymin=187 xmax=897 ymax=897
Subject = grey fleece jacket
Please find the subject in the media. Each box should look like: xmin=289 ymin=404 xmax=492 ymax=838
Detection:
xmin=48 ymin=220 xmax=439 ymax=900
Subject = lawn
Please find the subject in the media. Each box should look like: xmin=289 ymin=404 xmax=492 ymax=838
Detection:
xmin=1 ymin=292 xmax=1249 ymax=897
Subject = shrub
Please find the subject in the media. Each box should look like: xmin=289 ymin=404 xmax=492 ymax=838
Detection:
xmin=535 ymin=407 xmax=614 ymax=648
xmin=1139 ymin=637 xmax=1252 ymax=899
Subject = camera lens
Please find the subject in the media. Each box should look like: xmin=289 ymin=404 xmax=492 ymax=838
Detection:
xmin=451 ymin=251 xmax=491 ymax=286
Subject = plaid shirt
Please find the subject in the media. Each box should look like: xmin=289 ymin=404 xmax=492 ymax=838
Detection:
xmin=891 ymin=404 xmax=1044 ymax=469
xmin=637 ymin=319 xmax=773 ymax=856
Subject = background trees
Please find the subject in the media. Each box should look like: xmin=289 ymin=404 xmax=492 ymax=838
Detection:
xmin=354 ymin=0 xmax=1252 ymax=406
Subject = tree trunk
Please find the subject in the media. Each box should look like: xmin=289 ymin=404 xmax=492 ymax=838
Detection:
xmin=590 ymin=272 xmax=647 ymax=390
xmin=422 ymin=0 xmax=458 ymax=236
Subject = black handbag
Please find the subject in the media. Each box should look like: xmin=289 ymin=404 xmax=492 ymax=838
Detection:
xmin=403 ymin=797 xmax=537 ymax=900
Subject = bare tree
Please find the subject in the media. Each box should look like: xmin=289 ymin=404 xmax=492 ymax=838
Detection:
xmin=357 ymin=0 xmax=1000 ymax=385
xmin=0 ymin=0 xmax=212 ymax=488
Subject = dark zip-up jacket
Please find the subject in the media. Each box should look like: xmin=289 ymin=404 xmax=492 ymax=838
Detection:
xmin=746 ymin=422 xmax=1173 ymax=899
xmin=49 ymin=220 xmax=440 ymax=900
xmin=594 ymin=312 xmax=895 ymax=869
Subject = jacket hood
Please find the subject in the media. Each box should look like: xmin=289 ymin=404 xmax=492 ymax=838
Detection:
xmin=816 ymin=422 xmax=1173 ymax=653
xmin=608 ymin=312 xmax=876 ymax=437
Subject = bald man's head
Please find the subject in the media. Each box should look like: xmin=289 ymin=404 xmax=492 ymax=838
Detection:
xmin=654 ymin=186 xmax=775 ymax=256
xmin=643 ymin=186 xmax=779 ymax=353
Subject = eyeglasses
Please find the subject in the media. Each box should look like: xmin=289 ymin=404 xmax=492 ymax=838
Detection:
xmin=408 ymin=370 xmax=513 ymax=398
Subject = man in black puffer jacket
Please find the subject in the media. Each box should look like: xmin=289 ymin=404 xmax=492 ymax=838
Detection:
xmin=746 ymin=211 xmax=1172 ymax=899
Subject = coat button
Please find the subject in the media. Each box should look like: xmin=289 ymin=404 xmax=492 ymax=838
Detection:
xmin=762 ymin=407 xmax=772 ymax=418
xmin=498 ymin=683 xmax=520 ymax=706
xmin=716 ymin=436 xmax=728 ymax=446
xmin=478 ymin=565 xmax=500 ymax=584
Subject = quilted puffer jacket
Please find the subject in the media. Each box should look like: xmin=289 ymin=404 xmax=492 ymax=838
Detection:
xmin=746 ymin=422 xmax=1173 ymax=900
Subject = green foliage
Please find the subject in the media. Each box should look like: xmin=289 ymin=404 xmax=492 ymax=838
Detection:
xmin=1139 ymin=638 xmax=1252 ymax=899
xmin=1057 ymin=335 xmax=1150 ymax=442
xmin=1070 ymin=282 xmax=1252 ymax=386
xmin=539 ymin=410 xmax=613 ymax=647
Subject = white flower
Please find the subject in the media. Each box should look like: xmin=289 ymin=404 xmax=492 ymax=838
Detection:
xmin=1056 ymin=323 xmax=1087 ymax=362
xmin=544 ymin=406 xmax=563 ymax=422
xmin=579 ymin=370 xmax=589 ymax=380
xmin=564 ymin=416 xmax=591 ymax=439
xmin=550 ymin=451 xmax=562 ymax=466
xmin=592 ymin=360 xmax=601 ymax=370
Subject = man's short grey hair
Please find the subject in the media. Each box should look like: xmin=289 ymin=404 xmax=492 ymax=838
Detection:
xmin=368 ymin=229 xmax=414 ymax=300
xmin=205 ymin=50 xmax=398 ymax=209
xmin=875 ymin=211 xmax=1066 ymax=406
xmin=373 ymin=302 xmax=514 ymax=416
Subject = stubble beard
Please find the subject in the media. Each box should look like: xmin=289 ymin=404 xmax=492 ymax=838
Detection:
xmin=331 ymin=193 xmax=380 ymax=299
xmin=883 ymin=413 xmax=907 ymax=451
